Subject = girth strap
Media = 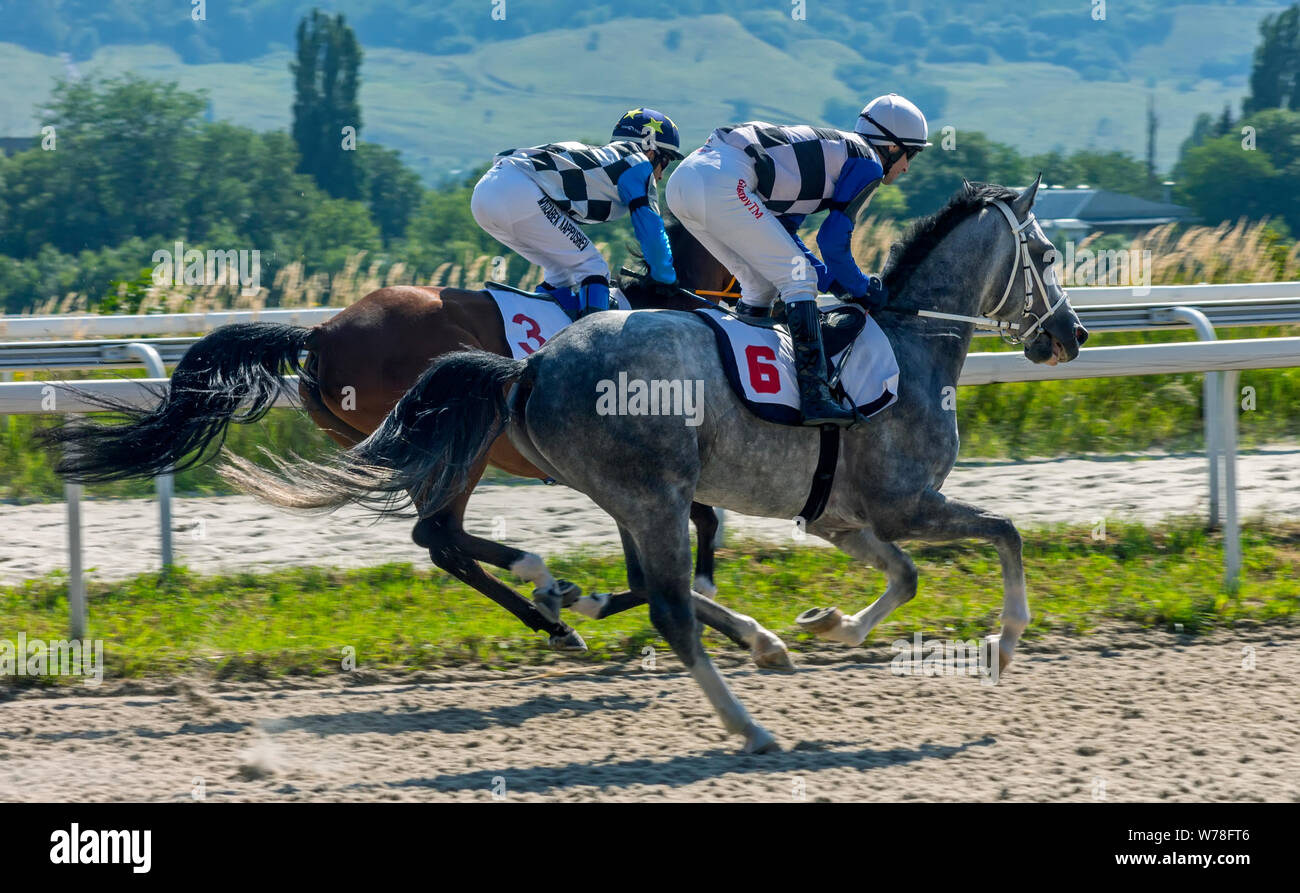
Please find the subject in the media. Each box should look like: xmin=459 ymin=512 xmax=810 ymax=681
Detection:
xmin=798 ymin=423 xmax=841 ymax=524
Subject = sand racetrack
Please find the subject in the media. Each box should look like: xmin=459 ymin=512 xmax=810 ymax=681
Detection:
xmin=2 ymin=623 xmax=1296 ymax=802
xmin=2 ymin=445 xmax=1299 ymax=584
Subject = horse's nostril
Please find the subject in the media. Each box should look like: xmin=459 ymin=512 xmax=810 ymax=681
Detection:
xmin=1075 ymin=326 xmax=1089 ymax=345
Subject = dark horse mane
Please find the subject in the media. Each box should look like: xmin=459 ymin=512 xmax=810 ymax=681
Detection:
xmin=881 ymin=180 xmax=1020 ymax=297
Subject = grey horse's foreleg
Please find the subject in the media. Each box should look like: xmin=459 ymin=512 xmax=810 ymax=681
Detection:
xmin=797 ymin=526 xmax=918 ymax=647
xmin=807 ymin=492 xmax=1029 ymax=670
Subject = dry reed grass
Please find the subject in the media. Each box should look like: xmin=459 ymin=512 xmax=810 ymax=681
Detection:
xmin=22 ymin=220 xmax=1300 ymax=319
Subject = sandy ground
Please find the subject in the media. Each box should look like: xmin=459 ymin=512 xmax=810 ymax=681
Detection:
xmin=1 ymin=445 xmax=1297 ymax=584
xmin=1 ymin=624 xmax=1295 ymax=802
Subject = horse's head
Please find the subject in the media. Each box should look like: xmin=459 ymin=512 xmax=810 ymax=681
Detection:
xmin=883 ymin=176 xmax=1089 ymax=365
xmin=972 ymin=175 xmax=1088 ymax=364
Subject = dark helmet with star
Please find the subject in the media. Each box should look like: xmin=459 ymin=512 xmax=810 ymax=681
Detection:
xmin=612 ymin=108 xmax=683 ymax=162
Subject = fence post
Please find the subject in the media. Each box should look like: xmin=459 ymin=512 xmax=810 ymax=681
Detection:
xmin=1222 ymin=370 xmax=1241 ymax=590
xmin=65 ymin=434 xmax=87 ymax=640
xmin=1157 ymin=307 xmax=1221 ymax=528
xmin=125 ymin=343 xmax=173 ymax=569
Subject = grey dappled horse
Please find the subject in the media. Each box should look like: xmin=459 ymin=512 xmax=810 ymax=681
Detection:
xmin=225 ymin=179 xmax=1087 ymax=753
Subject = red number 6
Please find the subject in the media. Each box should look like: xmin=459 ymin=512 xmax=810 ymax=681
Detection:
xmin=745 ymin=345 xmax=781 ymax=394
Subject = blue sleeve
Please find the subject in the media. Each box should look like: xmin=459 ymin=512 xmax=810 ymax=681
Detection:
xmin=778 ymin=214 xmax=834 ymax=293
xmin=618 ymin=161 xmax=676 ymax=283
xmin=815 ymin=156 xmax=884 ymax=297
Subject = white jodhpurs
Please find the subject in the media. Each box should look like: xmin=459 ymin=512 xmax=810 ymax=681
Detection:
xmin=470 ymin=161 xmax=611 ymax=289
xmin=665 ymin=139 xmax=818 ymax=309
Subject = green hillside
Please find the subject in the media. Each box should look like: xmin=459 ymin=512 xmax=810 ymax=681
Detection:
xmin=0 ymin=5 xmax=1284 ymax=183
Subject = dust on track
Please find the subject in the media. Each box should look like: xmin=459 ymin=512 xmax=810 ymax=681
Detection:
xmin=2 ymin=623 xmax=1296 ymax=802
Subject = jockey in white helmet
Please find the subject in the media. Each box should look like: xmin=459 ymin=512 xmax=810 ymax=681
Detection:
xmin=665 ymin=93 xmax=929 ymax=425
xmin=471 ymin=108 xmax=684 ymax=320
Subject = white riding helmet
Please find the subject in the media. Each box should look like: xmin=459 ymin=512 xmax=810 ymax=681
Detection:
xmin=854 ymin=93 xmax=931 ymax=155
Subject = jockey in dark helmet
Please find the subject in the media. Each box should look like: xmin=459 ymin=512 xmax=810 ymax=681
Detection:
xmin=471 ymin=108 xmax=685 ymax=320
xmin=665 ymin=93 xmax=929 ymax=426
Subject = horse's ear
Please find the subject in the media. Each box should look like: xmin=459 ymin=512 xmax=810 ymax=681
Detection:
xmin=961 ymin=177 xmax=973 ymax=190
xmin=1012 ymin=172 xmax=1042 ymax=217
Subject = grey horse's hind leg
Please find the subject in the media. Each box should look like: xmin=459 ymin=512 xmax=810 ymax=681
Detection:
xmin=571 ymin=525 xmax=793 ymax=669
xmin=797 ymin=526 xmax=919 ymax=647
xmin=626 ymin=506 xmax=778 ymax=753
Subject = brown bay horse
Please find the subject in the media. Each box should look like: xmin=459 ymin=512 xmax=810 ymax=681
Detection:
xmin=42 ymin=222 xmax=746 ymax=652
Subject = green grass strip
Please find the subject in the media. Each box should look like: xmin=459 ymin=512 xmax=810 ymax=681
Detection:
xmin=2 ymin=519 xmax=1296 ymax=686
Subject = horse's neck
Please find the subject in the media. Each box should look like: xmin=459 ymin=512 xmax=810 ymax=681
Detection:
xmin=885 ymin=258 xmax=991 ymax=387
xmin=883 ymin=218 xmax=1003 ymax=384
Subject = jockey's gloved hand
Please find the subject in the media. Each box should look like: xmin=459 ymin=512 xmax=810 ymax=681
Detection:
xmin=650 ymin=277 xmax=683 ymax=302
xmin=824 ymin=278 xmax=850 ymax=298
xmin=853 ymin=276 xmax=888 ymax=313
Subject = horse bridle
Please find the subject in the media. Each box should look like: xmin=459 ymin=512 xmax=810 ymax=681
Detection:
xmin=985 ymin=199 xmax=1068 ymax=344
xmin=892 ymin=199 xmax=1067 ymax=344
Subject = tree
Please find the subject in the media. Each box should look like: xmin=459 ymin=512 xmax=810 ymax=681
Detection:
xmin=360 ymin=143 xmax=424 ymax=246
xmin=291 ymin=9 xmax=364 ymax=201
xmin=1244 ymin=4 xmax=1300 ymax=114
xmin=897 ymin=132 xmax=1025 ymax=216
xmin=1 ymin=75 xmax=206 ymax=257
xmin=297 ymin=198 xmax=381 ymax=269
xmin=1174 ymin=109 xmax=1300 ymax=234
xmin=1175 ymin=135 xmax=1279 ymax=228
xmin=1029 ymin=149 xmax=1162 ymax=199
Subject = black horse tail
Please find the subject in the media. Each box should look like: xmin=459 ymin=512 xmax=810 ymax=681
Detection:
xmin=38 ymin=323 xmax=313 ymax=483
xmin=219 ymin=349 xmax=526 ymax=514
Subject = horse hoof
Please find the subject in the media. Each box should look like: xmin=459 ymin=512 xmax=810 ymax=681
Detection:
xmin=548 ymin=630 xmax=587 ymax=652
xmin=742 ymin=724 xmax=780 ymax=754
xmin=752 ymin=635 xmax=796 ymax=671
xmin=693 ymin=575 xmax=718 ymax=599
xmin=796 ymin=606 xmax=843 ymax=635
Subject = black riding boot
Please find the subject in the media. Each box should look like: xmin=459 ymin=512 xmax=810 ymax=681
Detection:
xmin=734 ymin=299 xmax=770 ymax=319
xmin=785 ymin=299 xmax=855 ymax=427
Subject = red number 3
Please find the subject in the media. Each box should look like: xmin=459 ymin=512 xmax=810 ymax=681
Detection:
xmin=512 ymin=313 xmax=545 ymax=355
xmin=745 ymin=345 xmax=781 ymax=394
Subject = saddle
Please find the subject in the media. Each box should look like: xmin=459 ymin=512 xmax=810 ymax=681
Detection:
xmin=691 ymin=301 xmax=898 ymax=428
